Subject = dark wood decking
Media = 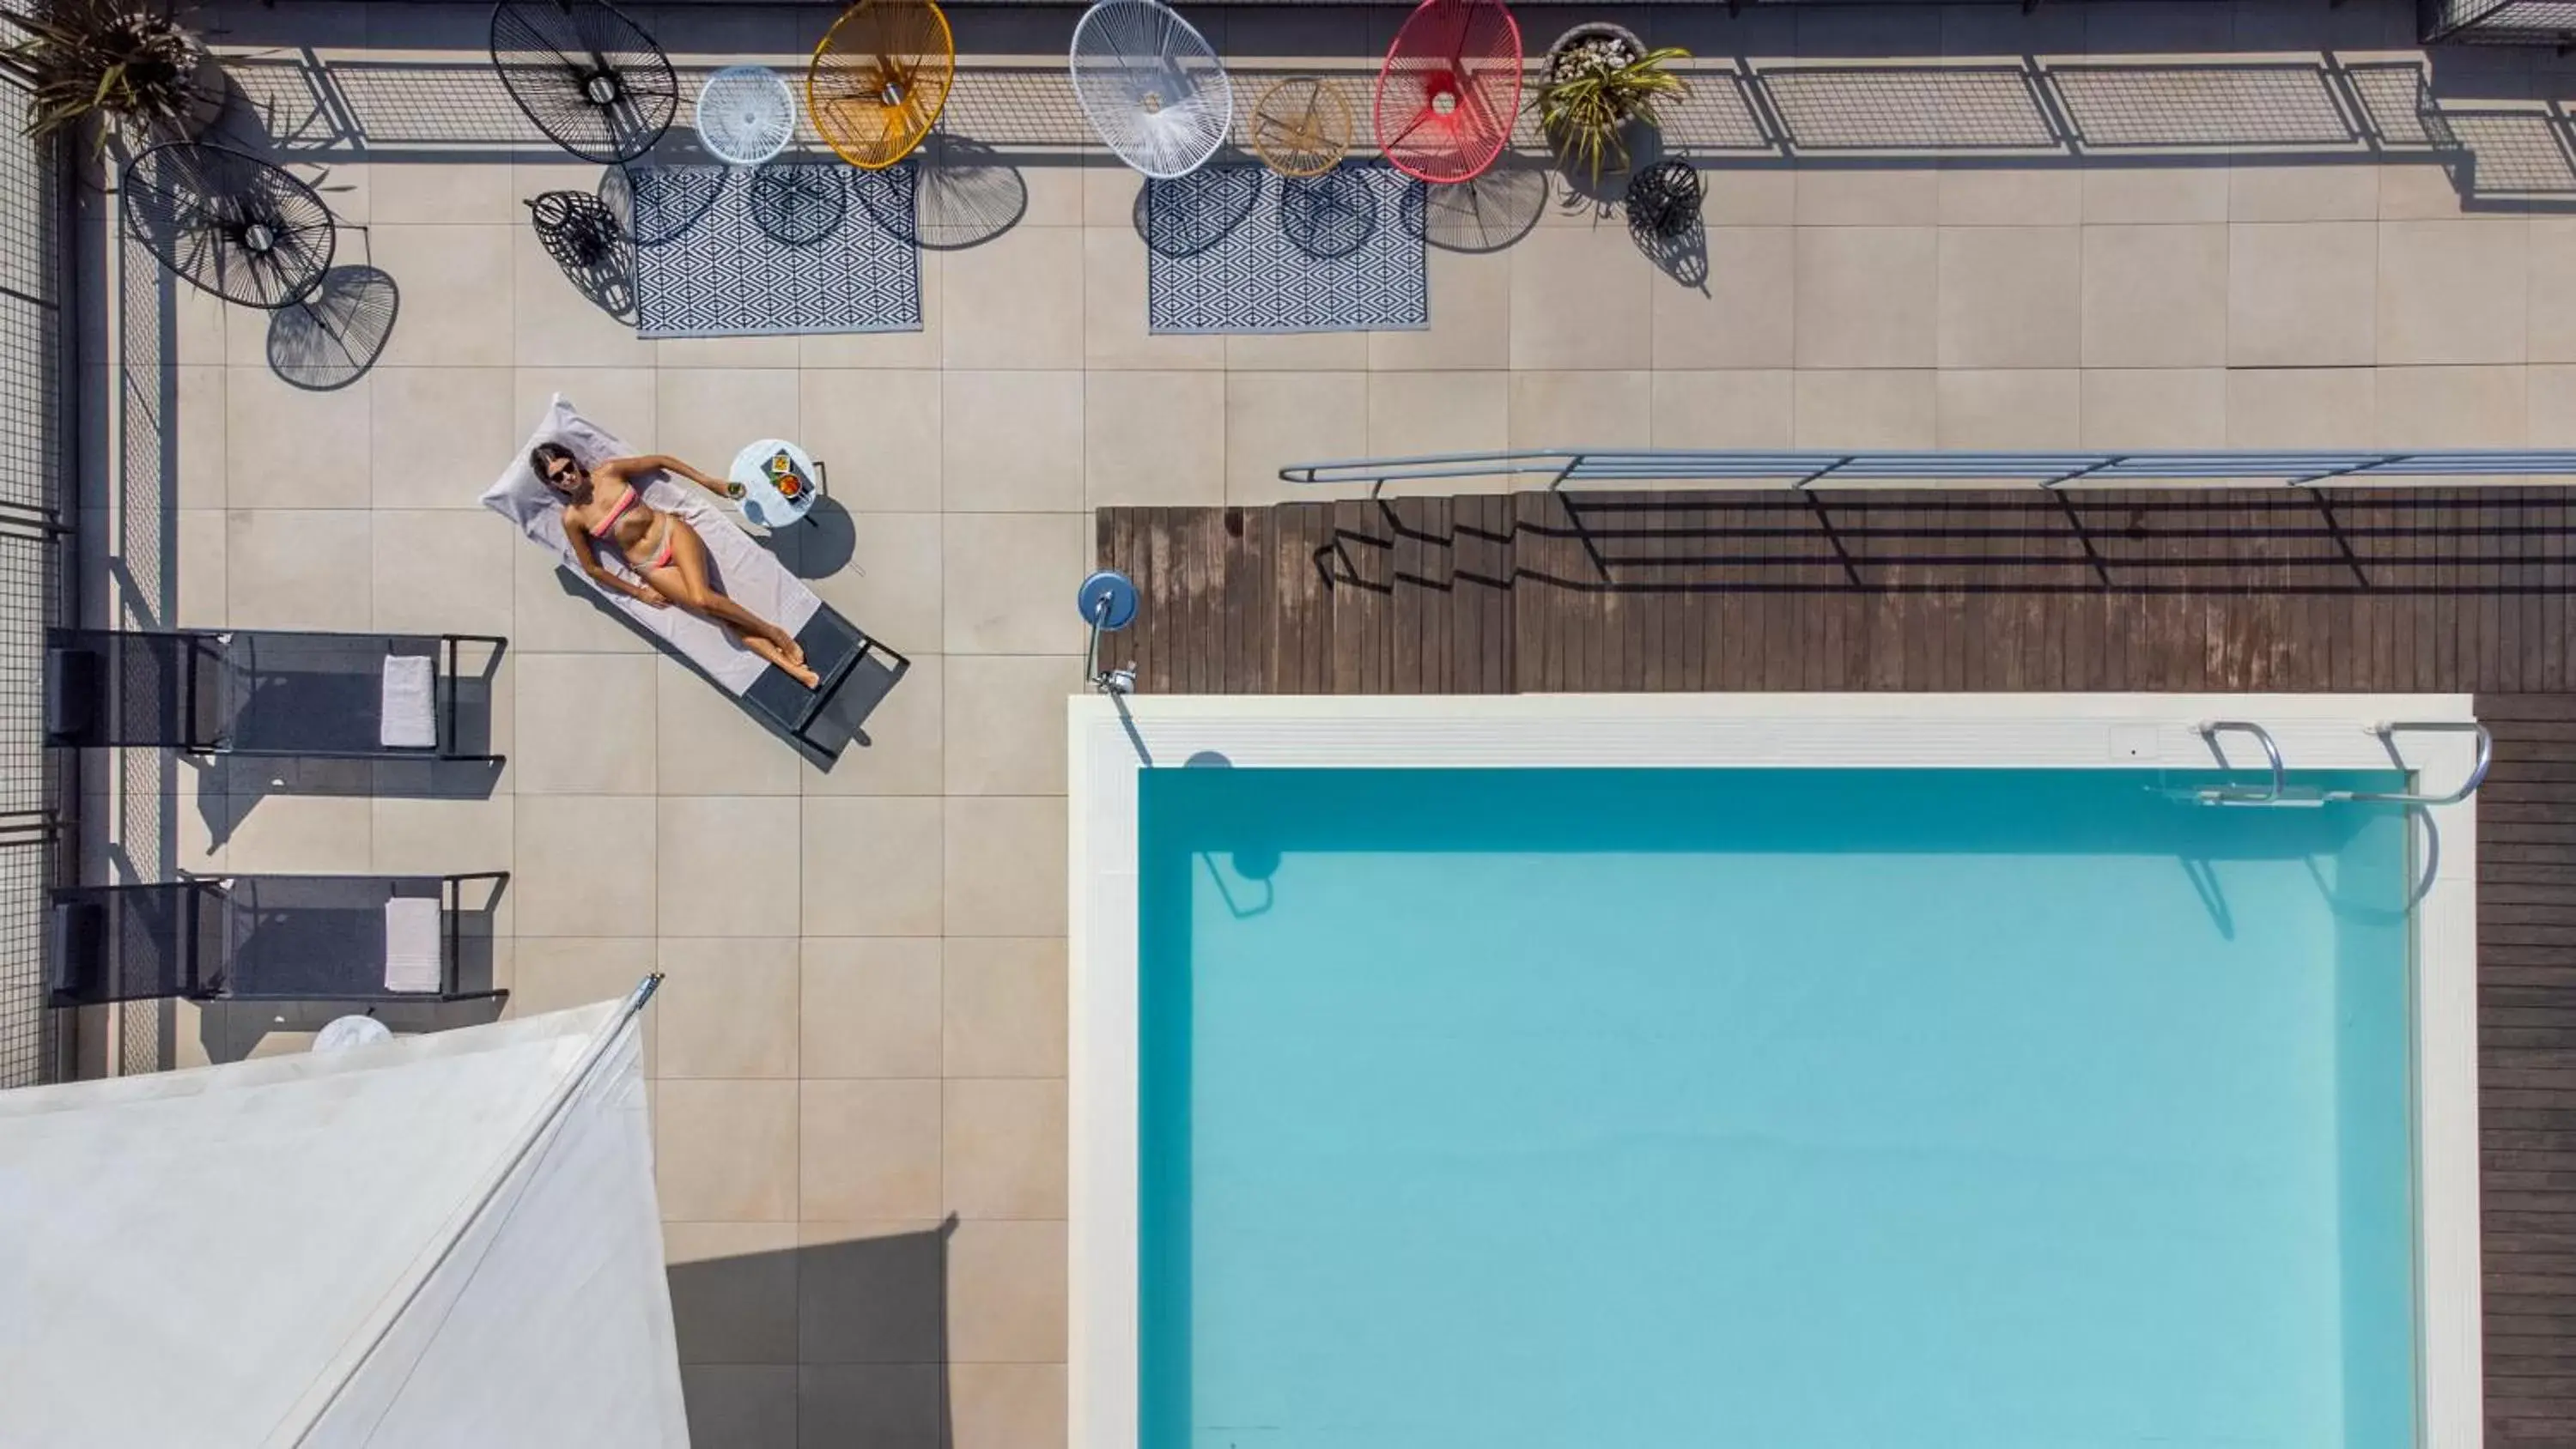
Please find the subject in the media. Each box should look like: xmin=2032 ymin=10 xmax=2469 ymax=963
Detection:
xmin=1098 ymin=488 xmax=2576 ymax=1444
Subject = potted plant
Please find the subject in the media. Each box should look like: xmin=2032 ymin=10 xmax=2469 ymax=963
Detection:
xmin=0 ymin=0 xmax=223 ymax=153
xmin=1533 ymin=21 xmax=1688 ymax=185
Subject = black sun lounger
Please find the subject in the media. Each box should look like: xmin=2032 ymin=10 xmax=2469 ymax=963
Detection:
xmin=44 ymin=628 xmax=505 ymax=762
xmin=48 ymin=874 xmax=509 ymax=1007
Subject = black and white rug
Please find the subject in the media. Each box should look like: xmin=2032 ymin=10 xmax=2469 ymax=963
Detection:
xmin=630 ymin=162 xmax=920 ymax=339
xmin=1145 ymin=164 xmax=1428 ymax=335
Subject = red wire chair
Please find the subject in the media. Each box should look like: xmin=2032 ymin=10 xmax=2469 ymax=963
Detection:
xmin=1372 ymin=0 xmax=1522 ymax=185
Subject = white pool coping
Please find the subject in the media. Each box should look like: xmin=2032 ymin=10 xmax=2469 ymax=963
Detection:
xmin=1068 ymin=693 xmax=2483 ymax=1449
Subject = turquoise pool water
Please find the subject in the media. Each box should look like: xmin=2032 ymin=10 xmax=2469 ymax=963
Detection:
xmin=1137 ymin=767 xmax=2418 ymax=1449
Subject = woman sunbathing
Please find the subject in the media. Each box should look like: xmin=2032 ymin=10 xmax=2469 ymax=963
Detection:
xmin=534 ymin=443 xmax=819 ymax=689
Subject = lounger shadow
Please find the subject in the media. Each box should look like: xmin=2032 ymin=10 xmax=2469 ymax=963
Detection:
xmin=550 ymin=567 xmax=910 ymax=769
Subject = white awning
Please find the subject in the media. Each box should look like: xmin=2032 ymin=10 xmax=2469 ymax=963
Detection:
xmin=0 ymin=992 xmax=685 ymax=1449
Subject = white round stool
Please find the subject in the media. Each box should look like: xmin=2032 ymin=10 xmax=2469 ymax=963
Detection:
xmin=696 ymin=64 xmax=798 ymax=167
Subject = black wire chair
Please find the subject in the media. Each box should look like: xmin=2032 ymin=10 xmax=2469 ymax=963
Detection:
xmin=527 ymin=188 xmax=636 ymax=317
xmin=490 ymin=0 xmax=677 ymax=164
xmin=121 ymin=142 xmax=337 ymax=309
xmin=1624 ymin=159 xmax=1704 ymax=241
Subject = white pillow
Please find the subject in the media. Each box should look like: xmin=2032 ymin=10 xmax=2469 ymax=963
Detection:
xmin=480 ymin=392 xmax=639 ymax=544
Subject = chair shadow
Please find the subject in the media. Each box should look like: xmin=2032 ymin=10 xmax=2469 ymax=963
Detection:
xmin=666 ymin=1217 xmax=959 ymax=1447
xmin=605 ymin=161 xmax=726 ymax=246
xmin=1279 ymin=169 xmax=1381 ymax=260
xmin=909 ymin=132 xmax=1030 ymax=251
xmin=1135 ymin=167 xmax=1263 ymax=258
xmin=1398 ymin=164 xmax=1546 ymax=253
xmin=1631 ymin=215 xmax=1710 ymax=291
xmin=266 ymin=266 xmax=400 ymax=391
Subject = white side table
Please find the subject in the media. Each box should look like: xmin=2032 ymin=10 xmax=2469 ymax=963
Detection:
xmin=727 ymin=438 xmax=826 ymax=530
xmin=696 ymin=64 xmax=798 ymax=167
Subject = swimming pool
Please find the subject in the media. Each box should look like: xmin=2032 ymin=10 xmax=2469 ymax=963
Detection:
xmin=1071 ymin=696 xmax=2485 ymax=1449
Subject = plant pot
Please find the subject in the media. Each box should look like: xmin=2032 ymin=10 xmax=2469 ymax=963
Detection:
xmin=1544 ymin=21 xmax=1647 ymax=86
xmin=92 ymin=19 xmax=227 ymax=149
xmin=154 ymin=33 xmax=228 ymax=143
xmin=1538 ymin=21 xmax=1662 ymax=197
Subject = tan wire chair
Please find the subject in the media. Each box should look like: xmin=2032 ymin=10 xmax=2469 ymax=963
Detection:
xmin=1250 ymin=76 xmax=1353 ymax=179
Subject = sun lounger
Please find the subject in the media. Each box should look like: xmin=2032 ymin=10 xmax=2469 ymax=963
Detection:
xmin=483 ymin=394 xmax=908 ymax=764
xmin=44 ymin=628 xmax=504 ymax=761
xmin=48 ymin=874 xmax=509 ymax=1006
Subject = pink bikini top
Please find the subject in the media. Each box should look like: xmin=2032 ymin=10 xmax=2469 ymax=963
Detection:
xmin=586 ymin=483 xmax=641 ymax=538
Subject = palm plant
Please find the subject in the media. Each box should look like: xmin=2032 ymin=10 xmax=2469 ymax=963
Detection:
xmin=1533 ymin=34 xmax=1688 ymax=183
xmin=0 ymin=0 xmax=214 ymax=150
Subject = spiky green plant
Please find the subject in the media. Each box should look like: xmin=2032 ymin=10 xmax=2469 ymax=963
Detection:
xmin=0 ymin=0 xmax=210 ymax=150
xmin=1533 ymin=37 xmax=1688 ymax=184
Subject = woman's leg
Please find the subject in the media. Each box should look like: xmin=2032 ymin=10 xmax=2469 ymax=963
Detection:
xmin=644 ymin=520 xmax=819 ymax=687
xmin=733 ymin=629 xmax=811 ymax=684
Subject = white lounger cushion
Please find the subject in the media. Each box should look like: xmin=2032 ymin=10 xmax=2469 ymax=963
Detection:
xmin=379 ymin=654 xmax=437 ymax=749
xmin=481 ymin=394 xmax=821 ymax=696
xmin=381 ymin=897 xmax=443 ymax=994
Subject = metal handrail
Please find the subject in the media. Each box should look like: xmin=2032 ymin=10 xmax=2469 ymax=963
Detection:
xmin=1277 ymin=447 xmax=2576 ymax=496
xmin=2195 ymin=720 xmax=2287 ymax=805
xmin=2325 ymin=721 xmax=2494 ymax=808
xmin=2192 ymin=718 xmax=2491 ymax=808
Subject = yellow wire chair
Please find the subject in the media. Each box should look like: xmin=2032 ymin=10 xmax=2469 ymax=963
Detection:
xmin=807 ymin=0 xmax=956 ymax=170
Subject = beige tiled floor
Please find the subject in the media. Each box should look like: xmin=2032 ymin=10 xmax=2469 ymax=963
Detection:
xmin=81 ymin=1 xmax=2576 ymax=1443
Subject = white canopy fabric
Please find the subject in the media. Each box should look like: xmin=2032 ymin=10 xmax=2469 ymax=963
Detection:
xmin=0 ymin=996 xmax=685 ymax=1449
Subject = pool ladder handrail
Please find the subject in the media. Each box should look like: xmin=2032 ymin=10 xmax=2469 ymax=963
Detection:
xmin=2192 ymin=718 xmax=2494 ymax=807
xmin=2194 ymin=720 xmax=2287 ymax=805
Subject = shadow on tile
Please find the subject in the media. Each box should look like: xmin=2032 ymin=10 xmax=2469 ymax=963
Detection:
xmin=540 ymin=564 xmax=912 ymax=771
xmin=778 ymin=496 xmax=859 ymax=579
xmin=185 ymin=638 xmax=510 ymax=846
xmin=1402 ymin=163 xmax=1546 ymax=254
xmin=267 ymin=266 xmax=401 ymax=392
xmin=671 ymin=1216 xmax=961 ymax=1447
xmin=205 ymin=989 xmax=512 ymax=1064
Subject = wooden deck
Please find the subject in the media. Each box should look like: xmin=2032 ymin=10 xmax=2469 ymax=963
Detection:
xmin=1098 ymin=488 xmax=2576 ymax=1444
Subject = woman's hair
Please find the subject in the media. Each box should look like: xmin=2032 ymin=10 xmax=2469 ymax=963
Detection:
xmin=531 ymin=441 xmax=580 ymax=492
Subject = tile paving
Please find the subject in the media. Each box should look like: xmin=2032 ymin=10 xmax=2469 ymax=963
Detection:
xmin=76 ymin=0 xmax=2576 ymax=1441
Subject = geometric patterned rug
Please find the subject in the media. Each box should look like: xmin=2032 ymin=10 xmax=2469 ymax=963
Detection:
xmin=630 ymin=163 xmax=921 ymax=339
xmin=1146 ymin=164 xmax=1427 ymax=334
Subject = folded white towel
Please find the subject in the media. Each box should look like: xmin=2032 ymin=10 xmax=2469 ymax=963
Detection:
xmin=382 ymin=897 xmax=442 ymax=994
xmin=379 ymin=655 xmax=436 ymax=749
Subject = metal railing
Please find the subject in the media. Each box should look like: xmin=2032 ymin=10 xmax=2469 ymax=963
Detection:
xmin=2193 ymin=719 xmax=2493 ymax=808
xmin=2421 ymin=0 xmax=2576 ymax=44
xmin=0 ymin=70 xmax=71 ymax=1089
xmin=1279 ymin=449 xmax=2576 ymax=497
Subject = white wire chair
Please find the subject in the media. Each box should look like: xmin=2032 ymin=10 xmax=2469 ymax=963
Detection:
xmin=1068 ymin=0 xmax=1233 ymax=179
xmin=695 ymin=64 xmax=799 ymax=167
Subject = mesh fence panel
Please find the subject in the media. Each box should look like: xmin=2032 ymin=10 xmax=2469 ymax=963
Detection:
xmin=1756 ymin=66 xmax=2059 ymax=151
xmin=0 ymin=70 xmax=67 ymax=1089
xmin=2421 ymin=0 xmax=2576 ymax=41
xmin=2049 ymin=64 xmax=2358 ymax=149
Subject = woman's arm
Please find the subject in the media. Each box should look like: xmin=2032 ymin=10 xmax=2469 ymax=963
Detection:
xmin=631 ymin=452 xmax=732 ymax=498
xmin=562 ymin=512 xmax=666 ymax=607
